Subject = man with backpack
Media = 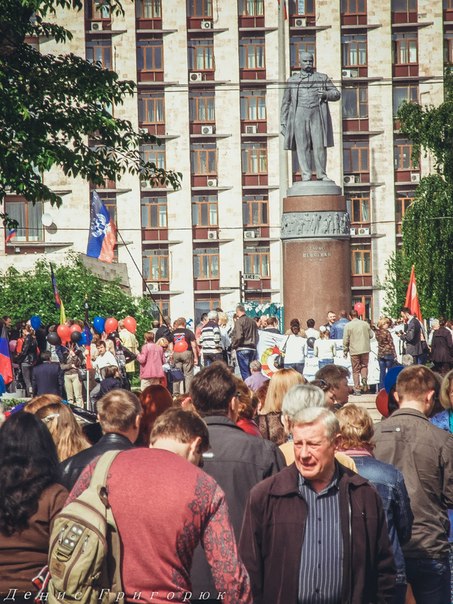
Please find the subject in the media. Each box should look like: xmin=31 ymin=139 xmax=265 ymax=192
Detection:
xmin=51 ymin=407 xmax=252 ymax=604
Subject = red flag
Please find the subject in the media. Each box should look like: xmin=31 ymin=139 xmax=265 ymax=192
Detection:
xmin=404 ymin=265 xmax=422 ymax=322
xmin=278 ymin=0 xmax=288 ymax=20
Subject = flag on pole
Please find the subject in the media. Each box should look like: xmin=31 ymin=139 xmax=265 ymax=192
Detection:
xmin=404 ymin=265 xmax=422 ymax=322
xmin=0 ymin=324 xmax=13 ymax=385
xmin=50 ymin=264 xmax=66 ymax=325
xmin=277 ymin=0 xmax=288 ymax=19
xmin=86 ymin=190 xmax=117 ymax=263
xmin=5 ymin=229 xmax=17 ymax=243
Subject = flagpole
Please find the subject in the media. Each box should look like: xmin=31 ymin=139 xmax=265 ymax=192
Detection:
xmin=115 ymin=228 xmax=169 ymax=328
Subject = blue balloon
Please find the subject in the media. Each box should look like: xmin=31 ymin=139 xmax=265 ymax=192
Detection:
xmin=80 ymin=331 xmax=88 ymax=346
xmin=93 ymin=316 xmax=105 ymax=334
xmin=30 ymin=315 xmax=42 ymax=330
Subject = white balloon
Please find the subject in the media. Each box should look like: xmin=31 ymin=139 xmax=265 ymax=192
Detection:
xmin=41 ymin=213 xmax=54 ymax=227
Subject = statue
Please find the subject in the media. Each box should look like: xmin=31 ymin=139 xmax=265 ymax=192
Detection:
xmin=281 ymin=52 xmax=341 ymax=182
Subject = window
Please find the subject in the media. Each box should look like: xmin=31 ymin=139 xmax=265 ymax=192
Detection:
xmin=340 ymin=0 xmax=366 ymax=14
xmin=141 ymin=143 xmax=165 ymax=170
xmin=289 ymin=0 xmax=315 ymax=14
xmin=243 ymin=196 xmax=269 ymax=226
xmin=290 ymin=36 xmax=316 ymax=69
xmin=136 ymin=0 xmax=161 ymax=18
xmin=194 ymin=297 xmax=220 ymax=323
xmin=90 ymin=1 xmax=110 ymax=19
xmin=393 ymin=85 xmax=418 ymax=116
xmin=141 ymin=196 xmax=167 ymax=228
xmin=187 ymin=0 xmax=213 ymax=17
xmin=244 ymin=245 xmax=270 ymax=277
xmin=191 ymin=143 xmax=217 ymax=174
xmin=392 ymin=33 xmax=417 ymax=64
xmin=240 ymin=90 xmax=266 ymax=121
xmin=137 ymin=37 xmax=163 ymax=71
xmin=444 ymin=33 xmax=453 ymax=64
xmin=193 ymin=247 xmax=219 ymax=278
xmin=351 ymin=247 xmax=371 ymax=275
xmin=352 ymin=295 xmax=372 ymax=319
xmin=143 ymin=247 xmax=169 ymax=281
xmin=343 ymin=141 xmax=369 ymax=173
xmin=139 ymin=93 xmax=164 ymax=124
xmin=347 ymin=193 xmax=370 ymax=224
xmin=239 ymin=0 xmax=264 ymax=16
xmin=342 ymin=86 xmax=368 ymax=119
xmin=242 ymin=142 xmax=267 ymax=174
xmin=396 ymin=191 xmax=414 ymax=232
xmin=189 ymin=92 xmax=215 ymax=122
xmin=394 ymin=138 xmax=415 ymax=170
xmin=4 ymin=200 xmax=43 ymax=242
xmin=188 ymin=39 xmax=214 ymax=71
xmin=445 ymin=0 xmax=453 ymax=8
xmin=86 ymin=40 xmax=112 ymax=69
xmin=342 ymin=34 xmax=367 ymax=67
xmin=192 ymin=195 xmax=218 ymax=226
xmin=392 ymin=0 xmax=417 ymax=11
xmin=239 ymin=37 xmax=265 ymax=69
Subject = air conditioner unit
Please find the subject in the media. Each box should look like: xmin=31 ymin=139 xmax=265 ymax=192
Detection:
xmin=148 ymin=283 xmax=160 ymax=292
xmin=90 ymin=21 xmax=103 ymax=31
xmin=190 ymin=72 xmax=203 ymax=82
xmin=245 ymin=124 xmax=258 ymax=134
xmin=244 ymin=230 xmax=257 ymax=239
xmin=410 ymin=172 xmax=420 ymax=183
xmin=294 ymin=17 xmax=307 ymax=27
xmin=201 ymin=125 xmax=214 ymax=135
xmin=350 ymin=228 xmax=357 ymax=236
xmin=207 ymin=230 xmax=218 ymax=240
xmin=342 ymin=68 xmax=359 ymax=78
xmin=343 ymin=175 xmax=358 ymax=184
xmin=201 ymin=20 xmax=212 ymax=29
xmin=358 ymin=227 xmax=370 ymax=236
xmin=207 ymin=178 xmax=218 ymax=187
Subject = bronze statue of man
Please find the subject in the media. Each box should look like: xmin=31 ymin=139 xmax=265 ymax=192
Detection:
xmin=281 ymin=52 xmax=340 ymax=181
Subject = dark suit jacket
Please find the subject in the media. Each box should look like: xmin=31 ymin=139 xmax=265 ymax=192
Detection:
xmin=32 ymin=361 xmax=64 ymax=396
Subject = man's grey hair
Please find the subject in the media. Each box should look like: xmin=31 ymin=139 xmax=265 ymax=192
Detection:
xmin=291 ymin=407 xmax=340 ymax=441
xmin=236 ymin=304 xmax=246 ymax=313
xmin=207 ymin=310 xmax=218 ymax=321
xmin=250 ymin=360 xmax=262 ymax=372
xmin=282 ymin=384 xmax=326 ymax=420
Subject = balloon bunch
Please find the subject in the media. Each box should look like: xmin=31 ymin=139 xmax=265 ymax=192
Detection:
xmin=44 ymin=314 xmax=138 ymax=348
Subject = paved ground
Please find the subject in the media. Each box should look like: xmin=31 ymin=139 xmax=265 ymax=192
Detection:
xmin=348 ymin=391 xmax=384 ymax=424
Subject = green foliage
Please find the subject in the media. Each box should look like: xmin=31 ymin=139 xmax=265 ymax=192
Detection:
xmin=0 ymin=253 xmax=159 ymax=342
xmin=382 ymin=250 xmax=412 ymax=318
xmin=0 ymin=0 xmax=181 ymax=229
xmin=389 ymin=68 xmax=453 ymax=318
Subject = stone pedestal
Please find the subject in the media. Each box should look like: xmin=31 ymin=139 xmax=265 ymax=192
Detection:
xmin=281 ymin=183 xmax=351 ymax=329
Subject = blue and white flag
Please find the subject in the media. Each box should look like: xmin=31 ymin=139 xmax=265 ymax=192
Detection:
xmin=86 ymin=190 xmax=116 ymax=262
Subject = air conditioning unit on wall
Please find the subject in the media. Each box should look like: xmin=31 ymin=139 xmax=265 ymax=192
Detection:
xmin=90 ymin=21 xmax=103 ymax=31
xmin=294 ymin=17 xmax=307 ymax=27
xmin=207 ymin=230 xmax=218 ymax=240
xmin=358 ymin=227 xmax=370 ymax=236
xmin=201 ymin=20 xmax=212 ymax=29
xmin=148 ymin=283 xmax=160 ymax=292
xmin=201 ymin=125 xmax=214 ymax=135
xmin=244 ymin=230 xmax=257 ymax=239
xmin=343 ymin=174 xmax=358 ymax=184
xmin=342 ymin=68 xmax=359 ymax=78
xmin=190 ymin=72 xmax=203 ymax=82
xmin=410 ymin=172 xmax=420 ymax=183
xmin=207 ymin=178 xmax=218 ymax=187
xmin=350 ymin=227 xmax=357 ymax=235
xmin=245 ymin=124 xmax=258 ymax=134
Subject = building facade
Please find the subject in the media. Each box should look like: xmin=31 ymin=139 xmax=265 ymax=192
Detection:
xmin=1 ymin=0 xmax=448 ymax=323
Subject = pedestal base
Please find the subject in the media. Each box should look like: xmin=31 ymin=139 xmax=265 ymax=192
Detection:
xmin=281 ymin=193 xmax=351 ymax=329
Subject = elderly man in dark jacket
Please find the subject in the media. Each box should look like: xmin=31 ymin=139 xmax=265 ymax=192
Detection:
xmin=189 ymin=361 xmax=285 ymax=602
xmin=239 ymin=407 xmax=396 ymax=604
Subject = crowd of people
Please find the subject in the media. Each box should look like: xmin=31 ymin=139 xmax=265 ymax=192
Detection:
xmin=0 ymin=305 xmax=452 ymax=604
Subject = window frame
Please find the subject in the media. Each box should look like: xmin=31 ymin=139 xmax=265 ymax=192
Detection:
xmin=141 ymin=196 xmax=168 ymax=229
xmin=137 ymin=37 xmax=164 ymax=72
xmin=343 ymin=140 xmax=369 ymax=174
xmin=192 ymin=195 xmax=218 ymax=226
xmin=193 ymin=247 xmax=220 ymax=279
xmin=239 ymin=0 xmax=265 ymax=16
xmin=86 ymin=39 xmax=112 ymax=70
xmin=188 ymin=38 xmax=215 ymax=71
xmin=340 ymin=0 xmax=366 ymax=16
xmin=342 ymin=85 xmax=368 ymax=119
xmin=191 ymin=143 xmax=218 ymax=175
xmin=240 ymin=89 xmax=266 ymax=121
xmin=142 ymin=247 xmax=169 ymax=281
xmin=141 ymin=143 xmax=166 ymax=170
xmin=393 ymin=84 xmax=418 ymax=116
xmin=244 ymin=245 xmax=270 ymax=278
xmin=392 ymin=32 xmax=418 ymax=65
xmin=242 ymin=196 xmax=269 ymax=227
xmin=351 ymin=247 xmax=371 ymax=275
xmin=4 ymin=199 xmax=44 ymax=242
xmin=136 ymin=0 xmax=162 ymax=18
xmin=239 ymin=37 xmax=266 ymax=70
xmin=187 ymin=0 xmax=213 ymax=17
xmin=341 ymin=33 xmax=367 ymax=67
xmin=290 ymin=35 xmax=316 ymax=69
xmin=346 ymin=193 xmax=370 ymax=225
xmin=138 ymin=93 xmax=165 ymax=125
xmin=242 ymin=142 xmax=268 ymax=174
xmin=189 ymin=91 xmax=215 ymax=123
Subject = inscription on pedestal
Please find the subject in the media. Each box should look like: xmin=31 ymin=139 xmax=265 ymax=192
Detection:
xmin=281 ymin=211 xmax=350 ymax=240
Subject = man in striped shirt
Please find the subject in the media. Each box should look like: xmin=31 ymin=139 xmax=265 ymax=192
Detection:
xmin=199 ymin=310 xmax=223 ymax=366
xmin=239 ymin=406 xmax=396 ymax=604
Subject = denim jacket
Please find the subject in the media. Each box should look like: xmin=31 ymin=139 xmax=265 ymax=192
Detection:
xmin=348 ymin=454 xmax=413 ymax=583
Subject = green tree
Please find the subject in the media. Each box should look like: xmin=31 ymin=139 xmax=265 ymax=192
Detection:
xmin=382 ymin=250 xmax=412 ymax=318
xmin=395 ymin=68 xmax=453 ymax=317
xmin=0 ymin=0 xmax=181 ymax=228
xmin=0 ymin=253 xmax=158 ymax=343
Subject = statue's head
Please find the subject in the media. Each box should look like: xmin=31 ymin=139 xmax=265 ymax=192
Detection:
xmin=300 ymin=52 xmax=314 ymax=73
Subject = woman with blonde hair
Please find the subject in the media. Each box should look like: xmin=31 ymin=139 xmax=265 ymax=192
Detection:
xmin=258 ymin=368 xmax=305 ymax=444
xmin=314 ymin=326 xmax=336 ymax=369
xmin=26 ymin=397 xmax=90 ymax=462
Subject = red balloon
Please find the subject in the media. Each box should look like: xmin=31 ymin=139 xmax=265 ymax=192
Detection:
xmin=354 ymin=302 xmax=365 ymax=316
xmin=174 ymin=341 xmax=188 ymax=353
xmin=57 ymin=324 xmax=71 ymax=343
xmin=123 ymin=316 xmax=137 ymax=334
xmin=105 ymin=317 xmax=118 ymax=334
xmin=70 ymin=324 xmax=82 ymax=333
xmin=375 ymin=388 xmax=390 ymax=418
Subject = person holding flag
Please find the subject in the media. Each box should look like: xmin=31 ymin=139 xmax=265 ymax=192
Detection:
xmin=0 ymin=317 xmax=13 ymax=388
